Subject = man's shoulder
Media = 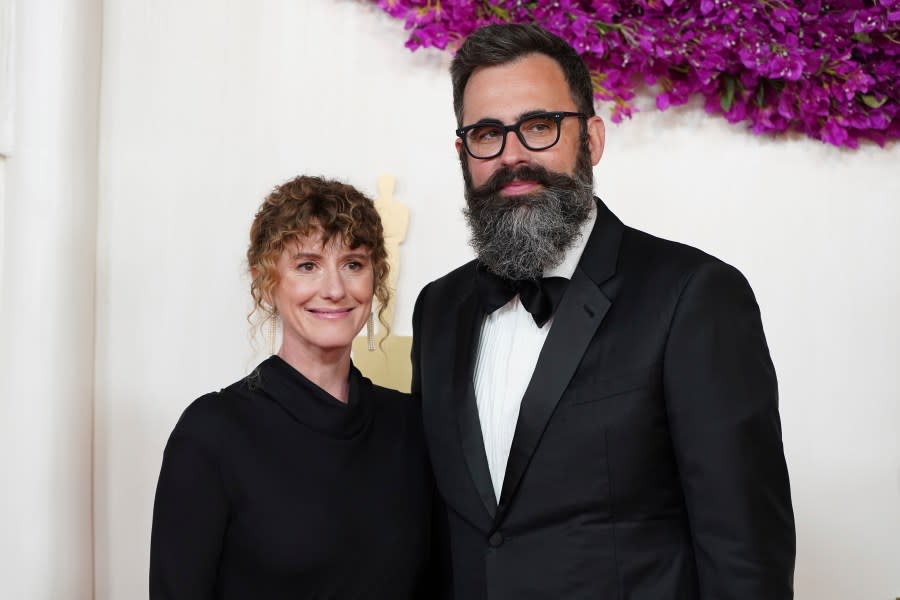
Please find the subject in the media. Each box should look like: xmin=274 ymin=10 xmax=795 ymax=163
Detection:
xmin=433 ymin=258 xmax=479 ymax=283
xmin=612 ymin=223 xmax=756 ymax=305
xmin=620 ymin=224 xmax=728 ymax=274
xmin=419 ymin=259 xmax=479 ymax=302
xmin=587 ymin=199 xmax=734 ymax=284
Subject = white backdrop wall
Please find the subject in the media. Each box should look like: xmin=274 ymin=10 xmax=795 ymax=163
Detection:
xmin=89 ymin=0 xmax=900 ymax=598
xmin=0 ymin=0 xmax=101 ymax=598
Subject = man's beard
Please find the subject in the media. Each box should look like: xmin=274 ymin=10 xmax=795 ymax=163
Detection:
xmin=462 ymin=140 xmax=595 ymax=281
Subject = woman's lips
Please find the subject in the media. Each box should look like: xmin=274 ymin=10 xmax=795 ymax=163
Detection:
xmin=307 ymin=308 xmax=354 ymax=319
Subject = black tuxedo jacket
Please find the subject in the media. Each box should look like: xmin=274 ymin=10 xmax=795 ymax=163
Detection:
xmin=412 ymin=199 xmax=795 ymax=599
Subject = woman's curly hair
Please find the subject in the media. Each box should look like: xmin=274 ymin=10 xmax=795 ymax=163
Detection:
xmin=247 ymin=175 xmax=390 ymax=343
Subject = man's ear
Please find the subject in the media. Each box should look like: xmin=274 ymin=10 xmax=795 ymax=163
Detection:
xmin=586 ymin=115 xmax=605 ymax=166
xmin=455 ymin=137 xmax=463 ymax=154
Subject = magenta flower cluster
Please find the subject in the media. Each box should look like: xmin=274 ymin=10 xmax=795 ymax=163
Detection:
xmin=373 ymin=0 xmax=900 ymax=148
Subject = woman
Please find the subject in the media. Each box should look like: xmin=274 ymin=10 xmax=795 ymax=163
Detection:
xmin=150 ymin=176 xmax=434 ymax=599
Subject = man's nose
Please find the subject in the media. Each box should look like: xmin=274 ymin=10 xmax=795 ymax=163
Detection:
xmin=498 ymin=130 xmax=532 ymax=167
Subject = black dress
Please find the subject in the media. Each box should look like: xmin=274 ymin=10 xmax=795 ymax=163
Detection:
xmin=150 ymin=356 xmax=434 ymax=599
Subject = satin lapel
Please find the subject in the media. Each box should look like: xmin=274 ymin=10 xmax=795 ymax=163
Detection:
xmin=497 ymin=266 xmax=609 ymax=514
xmin=496 ymin=198 xmax=623 ymax=517
xmin=454 ymin=291 xmax=498 ymax=520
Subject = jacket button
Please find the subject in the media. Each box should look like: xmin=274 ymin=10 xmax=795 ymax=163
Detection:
xmin=488 ymin=531 xmax=504 ymax=547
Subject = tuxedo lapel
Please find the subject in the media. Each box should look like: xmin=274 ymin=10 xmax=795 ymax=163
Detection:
xmin=497 ymin=198 xmax=624 ymax=516
xmin=453 ymin=289 xmax=498 ymax=520
xmin=496 ymin=266 xmax=609 ymax=513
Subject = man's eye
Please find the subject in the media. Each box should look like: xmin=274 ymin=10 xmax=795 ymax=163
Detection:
xmin=471 ymin=126 xmax=501 ymax=143
xmin=522 ymin=118 xmax=554 ymax=135
xmin=526 ymin=123 xmax=550 ymax=133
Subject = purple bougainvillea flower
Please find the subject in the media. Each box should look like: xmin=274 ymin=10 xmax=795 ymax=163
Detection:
xmin=656 ymin=92 xmax=671 ymax=110
xmin=371 ymin=0 xmax=899 ymax=148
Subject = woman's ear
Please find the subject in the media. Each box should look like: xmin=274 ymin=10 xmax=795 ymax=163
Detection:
xmin=252 ymin=266 xmax=275 ymax=309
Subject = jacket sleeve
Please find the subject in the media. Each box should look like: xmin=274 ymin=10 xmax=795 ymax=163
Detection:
xmin=663 ymin=260 xmax=795 ymax=599
xmin=149 ymin=411 xmax=228 ymax=599
xmin=411 ymin=282 xmax=430 ymax=399
xmin=410 ymin=281 xmax=454 ymax=599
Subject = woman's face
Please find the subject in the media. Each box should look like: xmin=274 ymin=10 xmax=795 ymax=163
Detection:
xmin=271 ymin=233 xmax=374 ymax=358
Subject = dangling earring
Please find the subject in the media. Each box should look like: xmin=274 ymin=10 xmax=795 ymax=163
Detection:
xmin=268 ymin=310 xmax=278 ymax=355
xmin=366 ymin=311 xmax=375 ymax=352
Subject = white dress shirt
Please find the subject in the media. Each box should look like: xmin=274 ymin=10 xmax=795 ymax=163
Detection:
xmin=473 ymin=205 xmax=597 ymax=500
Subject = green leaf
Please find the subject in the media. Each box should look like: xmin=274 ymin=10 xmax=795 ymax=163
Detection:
xmin=851 ymin=32 xmax=872 ymax=44
xmin=721 ymin=77 xmax=736 ymax=112
xmin=861 ymin=94 xmax=887 ymax=109
xmin=755 ymin=84 xmax=766 ymax=108
xmin=486 ymin=2 xmax=511 ymax=20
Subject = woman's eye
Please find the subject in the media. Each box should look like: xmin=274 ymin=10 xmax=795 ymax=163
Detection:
xmin=297 ymin=262 xmax=316 ymax=272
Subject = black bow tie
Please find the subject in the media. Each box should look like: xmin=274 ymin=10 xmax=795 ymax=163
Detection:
xmin=475 ymin=266 xmax=568 ymax=328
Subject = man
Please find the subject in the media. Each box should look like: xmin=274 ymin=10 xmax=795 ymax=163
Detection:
xmin=412 ymin=23 xmax=795 ymax=599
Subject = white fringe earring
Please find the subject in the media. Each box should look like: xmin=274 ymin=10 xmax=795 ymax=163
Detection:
xmin=268 ymin=311 xmax=278 ymax=355
xmin=366 ymin=311 xmax=375 ymax=352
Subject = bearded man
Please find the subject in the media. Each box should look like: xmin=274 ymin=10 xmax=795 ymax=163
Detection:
xmin=411 ymin=23 xmax=795 ymax=600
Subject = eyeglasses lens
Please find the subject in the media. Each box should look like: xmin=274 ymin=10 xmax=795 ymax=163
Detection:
xmin=465 ymin=115 xmax=560 ymax=158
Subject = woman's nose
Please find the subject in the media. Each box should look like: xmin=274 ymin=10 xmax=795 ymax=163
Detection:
xmin=319 ymin=268 xmax=347 ymax=300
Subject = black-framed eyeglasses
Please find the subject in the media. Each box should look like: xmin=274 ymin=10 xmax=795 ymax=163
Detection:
xmin=456 ymin=111 xmax=586 ymax=159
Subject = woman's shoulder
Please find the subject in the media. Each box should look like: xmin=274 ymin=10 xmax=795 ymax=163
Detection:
xmin=167 ymin=376 xmax=259 ymax=452
xmin=364 ymin=381 xmax=423 ymax=424
xmin=360 ymin=375 xmax=414 ymax=407
xmin=368 ymin=382 xmax=413 ymax=403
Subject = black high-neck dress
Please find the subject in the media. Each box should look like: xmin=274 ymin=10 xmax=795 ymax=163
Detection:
xmin=150 ymin=356 xmax=435 ymax=599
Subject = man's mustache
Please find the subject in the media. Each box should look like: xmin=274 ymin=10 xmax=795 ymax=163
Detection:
xmin=470 ymin=164 xmax=577 ymax=199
